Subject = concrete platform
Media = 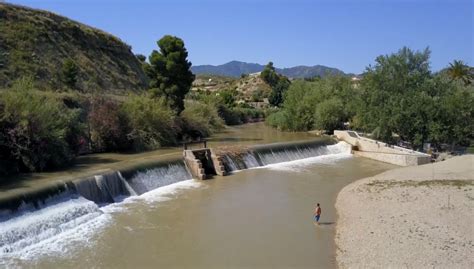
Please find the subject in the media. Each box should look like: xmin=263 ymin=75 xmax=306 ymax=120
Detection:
xmin=334 ymin=130 xmax=431 ymax=166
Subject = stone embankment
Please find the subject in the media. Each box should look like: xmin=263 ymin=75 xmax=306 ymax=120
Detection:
xmin=334 ymin=130 xmax=431 ymax=166
xmin=335 ymin=155 xmax=474 ymax=268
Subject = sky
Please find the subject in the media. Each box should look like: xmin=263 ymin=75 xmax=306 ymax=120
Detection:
xmin=6 ymin=0 xmax=473 ymax=73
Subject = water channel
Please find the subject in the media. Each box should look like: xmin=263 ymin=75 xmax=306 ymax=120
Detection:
xmin=0 ymin=123 xmax=395 ymax=268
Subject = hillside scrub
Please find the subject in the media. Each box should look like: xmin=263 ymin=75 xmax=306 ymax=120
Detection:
xmin=0 ymin=3 xmax=148 ymax=92
xmin=187 ymin=89 xmax=265 ymax=125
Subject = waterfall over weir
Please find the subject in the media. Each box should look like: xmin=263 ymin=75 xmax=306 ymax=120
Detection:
xmin=0 ymin=162 xmax=192 ymax=256
xmin=72 ymin=172 xmax=135 ymax=204
xmin=221 ymin=140 xmax=351 ymax=172
xmin=128 ymin=163 xmax=191 ymax=195
xmin=0 ymin=138 xmax=349 ymax=257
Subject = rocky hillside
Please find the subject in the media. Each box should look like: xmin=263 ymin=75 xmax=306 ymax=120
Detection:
xmin=191 ymin=60 xmax=346 ymax=78
xmin=192 ymin=73 xmax=272 ymax=99
xmin=0 ymin=3 xmax=148 ymax=93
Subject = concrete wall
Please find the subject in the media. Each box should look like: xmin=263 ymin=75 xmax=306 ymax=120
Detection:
xmin=334 ymin=130 xmax=431 ymax=166
xmin=183 ymin=150 xmax=206 ymax=180
xmin=210 ymin=149 xmax=227 ymax=176
xmin=183 ymin=148 xmax=228 ymax=179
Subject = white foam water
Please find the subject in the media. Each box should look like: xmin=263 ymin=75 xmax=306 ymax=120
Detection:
xmin=0 ymin=142 xmax=349 ymax=264
xmin=264 ymin=142 xmax=352 ymax=172
xmin=257 ymin=141 xmax=350 ymax=165
xmin=0 ymin=179 xmax=202 ymax=264
xmin=133 ymin=179 xmax=202 ymax=203
xmin=0 ymin=197 xmax=109 ymax=262
xmin=128 ymin=164 xmax=192 ymax=195
xmin=223 ymin=141 xmax=352 ymax=173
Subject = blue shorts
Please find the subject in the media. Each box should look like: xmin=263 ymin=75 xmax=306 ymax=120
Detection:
xmin=315 ymin=215 xmax=320 ymax=222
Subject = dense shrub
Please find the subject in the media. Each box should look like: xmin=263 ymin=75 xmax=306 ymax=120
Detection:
xmin=87 ymin=96 xmax=130 ymax=152
xmin=217 ymin=105 xmax=242 ymax=125
xmin=121 ymin=95 xmax=178 ymax=151
xmin=265 ymin=77 xmax=354 ymax=132
xmin=181 ymin=100 xmax=224 ymax=138
xmin=313 ymin=98 xmax=345 ymax=132
xmin=216 ymin=105 xmax=264 ymax=125
xmin=0 ymin=78 xmax=83 ymax=173
xmin=233 ymin=106 xmax=265 ymax=123
xmin=266 ymin=110 xmax=290 ymax=130
xmin=268 ymin=80 xmax=318 ymax=131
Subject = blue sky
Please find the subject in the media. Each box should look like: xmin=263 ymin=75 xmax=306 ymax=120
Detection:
xmin=7 ymin=0 xmax=473 ymax=73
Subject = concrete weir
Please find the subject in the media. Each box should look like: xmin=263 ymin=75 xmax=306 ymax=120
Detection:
xmin=183 ymin=149 xmax=226 ymax=180
xmin=0 ymin=138 xmax=338 ymax=213
xmin=334 ymin=130 xmax=431 ymax=166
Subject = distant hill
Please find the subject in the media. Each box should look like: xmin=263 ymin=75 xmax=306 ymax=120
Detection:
xmin=191 ymin=61 xmax=346 ymax=78
xmin=191 ymin=61 xmax=263 ymax=77
xmin=192 ymin=73 xmax=272 ymax=99
xmin=0 ymin=3 xmax=148 ymax=92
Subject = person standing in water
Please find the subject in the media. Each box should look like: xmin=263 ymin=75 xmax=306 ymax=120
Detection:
xmin=314 ymin=203 xmax=322 ymax=224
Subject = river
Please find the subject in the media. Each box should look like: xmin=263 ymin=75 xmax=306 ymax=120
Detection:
xmin=0 ymin=124 xmax=395 ymax=268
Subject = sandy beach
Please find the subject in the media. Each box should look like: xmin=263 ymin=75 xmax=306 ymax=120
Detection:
xmin=335 ymin=155 xmax=474 ymax=268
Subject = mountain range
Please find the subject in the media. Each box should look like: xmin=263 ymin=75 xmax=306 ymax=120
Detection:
xmin=191 ymin=61 xmax=346 ymax=78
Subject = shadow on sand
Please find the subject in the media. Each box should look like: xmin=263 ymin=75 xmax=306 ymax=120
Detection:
xmin=315 ymin=222 xmax=335 ymax=226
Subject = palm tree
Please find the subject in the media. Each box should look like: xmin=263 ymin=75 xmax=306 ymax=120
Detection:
xmin=446 ymin=60 xmax=473 ymax=85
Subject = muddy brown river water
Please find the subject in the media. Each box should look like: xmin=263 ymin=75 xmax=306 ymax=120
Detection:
xmin=0 ymin=124 xmax=395 ymax=268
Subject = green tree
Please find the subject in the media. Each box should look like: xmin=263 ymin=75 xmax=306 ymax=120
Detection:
xmin=356 ymin=47 xmax=433 ymax=145
xmin=266 ymin=77 xmax=355 ymax=132
xmin=268 ymin=77 xmax=290 ymax=106
xmin=136 ymin=54 xmax=146 ymax=62
xmin=261 ymin=62 xmax=290 ymax=106
xmin=427 ymin=78 xmax=474 ymax=148
xmin=261 ymin=62 xmax=279 ymax=86
xmin=314 ymin=98 xmax=345 ymax=133
xmin=446 ymin=60 xmax=472 ymax=85
xmin=61 ymin=59 xmax=79 ymax=88
xmin=146 ymin=35 xmax=195 ymax=114
xmin=268 ymin=80 xmax=318 ymax=131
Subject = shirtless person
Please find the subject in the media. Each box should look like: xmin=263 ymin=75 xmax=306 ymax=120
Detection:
xmin=314 ymin=203 xmax=322 ymax=224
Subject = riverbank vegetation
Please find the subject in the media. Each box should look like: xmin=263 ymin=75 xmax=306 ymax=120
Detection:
xmin=1 ymin=36 xmax=472 ymax=176
xmin=0 ymin=34 xmax=269 ymax=177
xmin=267 ymin=47 xmax=474 ymax=151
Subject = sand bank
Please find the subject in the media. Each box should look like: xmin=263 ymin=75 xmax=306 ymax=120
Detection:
xmin=336 ymin=155 xmax=474 ymax=268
